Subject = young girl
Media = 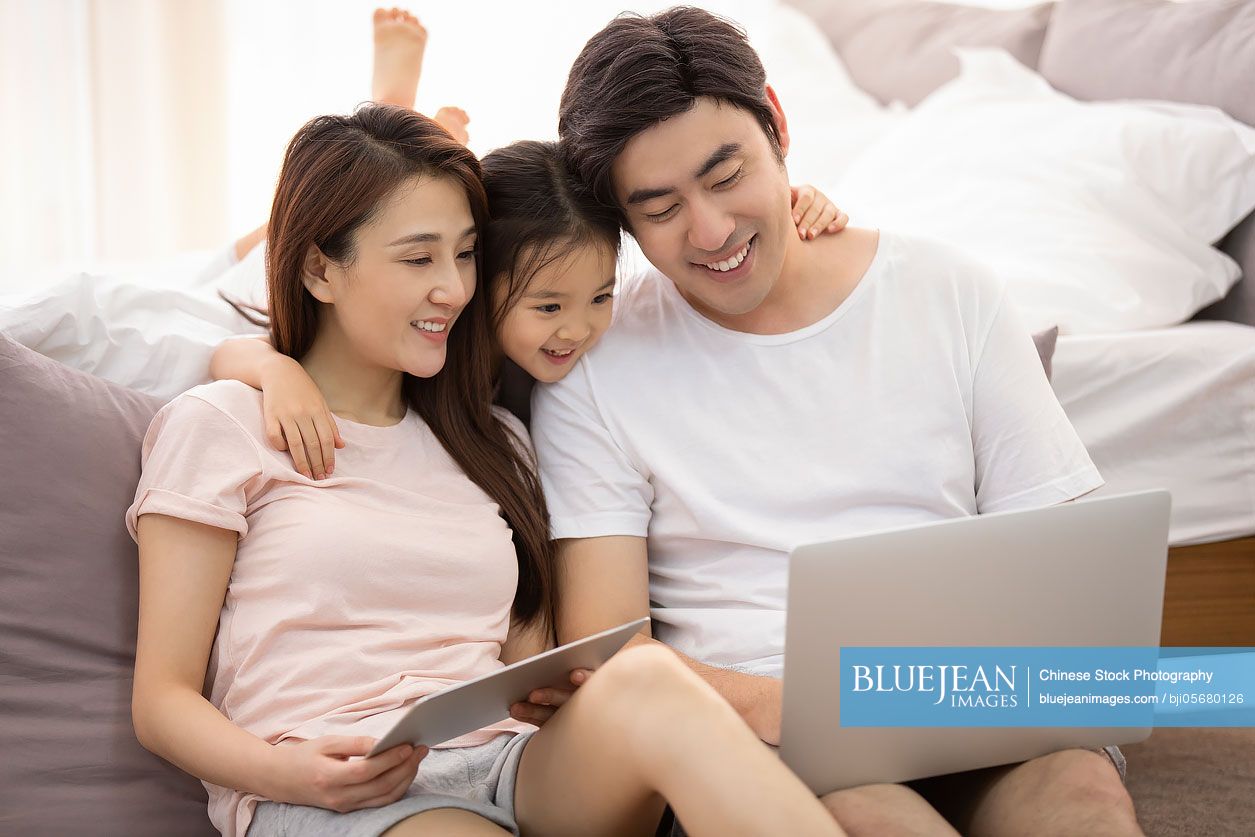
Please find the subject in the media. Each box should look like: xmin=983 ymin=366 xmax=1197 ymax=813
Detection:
xmin=130 ymin=104 xmax=845 ymax=837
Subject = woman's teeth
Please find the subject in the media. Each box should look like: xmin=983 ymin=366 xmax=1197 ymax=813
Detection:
xmin=703 ymin=238 xmax=751 ymax=272
xmin=542 ymin=348 xmax=574 ymax=358
xmin=412 ymin=320 xmax=446 ymax=333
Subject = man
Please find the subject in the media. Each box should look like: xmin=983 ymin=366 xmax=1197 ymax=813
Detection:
xmin=527 ymin=7 xmax=1139 ymax=835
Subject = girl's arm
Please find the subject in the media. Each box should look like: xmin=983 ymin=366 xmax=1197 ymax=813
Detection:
xmin=133 ymin=513 xmax=423 ymax=811
xmin=210 ymin=337 xmax=344 ymax=480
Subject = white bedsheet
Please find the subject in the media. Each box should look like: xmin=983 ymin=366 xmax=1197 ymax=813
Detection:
xmin=1053 ymin=321 xmax=1255 ymax=546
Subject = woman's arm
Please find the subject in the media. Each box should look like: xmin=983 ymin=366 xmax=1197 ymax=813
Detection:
xmin=209 ymin=338 xmax=344 ymax=480
xmin=132 ymin=513 xmax=281 ymax=793
xmin=133 ymin=513 xmax=424 ymax=811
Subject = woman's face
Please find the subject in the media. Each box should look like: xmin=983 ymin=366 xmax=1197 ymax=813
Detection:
xmin=495 ymin=240 xmax=617 ymax=383
xmin=316 ymin=175 xmax=478 ymax=379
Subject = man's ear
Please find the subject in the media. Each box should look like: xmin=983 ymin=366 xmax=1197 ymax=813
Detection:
xmin=301 ymin=244 xmax=335 ymax=304
xmin=764 ymin=83 xmax=791 ymax=159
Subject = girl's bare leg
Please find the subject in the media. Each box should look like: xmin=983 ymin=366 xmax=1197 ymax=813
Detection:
xmin=371 ymin=8 xmax=427 ymax=109
xmin=514 ymin=645 xmax=844 ymax=837
xmin=434 ymin=107 xmax=470 ymax=145
xmin=232 ymin=224 xmax=267 ymax=261
xmin=231 ymin=9 xmax=458 ymax=265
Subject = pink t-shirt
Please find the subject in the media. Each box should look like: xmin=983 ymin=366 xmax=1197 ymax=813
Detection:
xmin=126 ymin=380 xmax=534 ymax=837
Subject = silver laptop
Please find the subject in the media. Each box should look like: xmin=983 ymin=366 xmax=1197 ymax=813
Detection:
xmin=780 ymin=489 xmax=1171 ymax=795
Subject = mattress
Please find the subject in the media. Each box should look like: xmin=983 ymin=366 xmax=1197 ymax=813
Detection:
xmin=1052 ymin=321 xmax=1255 ymax=546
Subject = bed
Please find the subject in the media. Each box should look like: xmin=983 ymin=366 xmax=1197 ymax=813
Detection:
xmin=1053 ymin=324 xmax=1255 ymax=644
xmin=783 ymin=0 xmax=1255 ymax=649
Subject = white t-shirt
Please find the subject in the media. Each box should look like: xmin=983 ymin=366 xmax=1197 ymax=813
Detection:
xmin=530 ymin=232 xmax=1104 ymax=677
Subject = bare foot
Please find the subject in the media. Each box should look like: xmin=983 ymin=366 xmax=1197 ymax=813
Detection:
xmin=434 ymin=106 xmax=470 ymax=145
xmin=371 ymin=7 xmax=427 ymax=108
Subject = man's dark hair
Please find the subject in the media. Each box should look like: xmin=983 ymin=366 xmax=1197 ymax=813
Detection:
xmin=558 ymin=6 xmax=781 ymax=227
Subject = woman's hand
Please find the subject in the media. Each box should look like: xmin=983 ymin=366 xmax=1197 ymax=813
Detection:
xmin=508 ymin=668 xmax=593 ymax=727
xmin=267 ymin=736 xmax=427 ymax=813
xmin=258 ymin=355 xmax=345 ymax=480
xmin=790 ymin=184 xmax=850 ymax=240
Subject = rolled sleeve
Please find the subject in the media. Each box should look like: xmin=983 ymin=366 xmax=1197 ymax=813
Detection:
xmin=125 ymin=393 xmax=263 ymax=541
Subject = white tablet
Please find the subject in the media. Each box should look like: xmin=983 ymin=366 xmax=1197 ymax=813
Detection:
xmin=368 ymin=617 xmax=649 ymax=756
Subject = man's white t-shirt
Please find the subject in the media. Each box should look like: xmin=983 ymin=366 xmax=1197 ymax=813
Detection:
xmin=530 ymin=232 xmax=1103 ymax=677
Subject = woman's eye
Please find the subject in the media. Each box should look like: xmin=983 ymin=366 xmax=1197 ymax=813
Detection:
xmin=535 ymin=304 xmax=561 ymax=314
xmin=593 ymin=293 xmax=614 ymax=305
xmin=457 ymin=249 xmax=477 ymax=261
xmin=715 ymin=168 xmax=744 ymax=189
xmin=404 ymin=257 xmax=432 ymax=266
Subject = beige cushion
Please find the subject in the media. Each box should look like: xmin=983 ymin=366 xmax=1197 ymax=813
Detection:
xmin=786 ymin=0 xmax=1053 ymax=106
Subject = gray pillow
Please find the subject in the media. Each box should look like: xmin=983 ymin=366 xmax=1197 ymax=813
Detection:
xmin=786 ymin=0 xmax=1054 ymax=106
xmin=1039 ymin=0 xmax=1255 ymax=323
xmin=1039 ymin=0 xmax=1255 ymax=128
xmin=0 ymin=333 xmax=213 ymax=835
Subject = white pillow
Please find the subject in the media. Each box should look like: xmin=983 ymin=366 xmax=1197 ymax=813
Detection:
xmin=751 ymin=3 xmax=907 ymax=190
xmin=0 ymin=245 xmax=266 ymax=402
xmin=835 ymin=49 xmax=1255 ymax=334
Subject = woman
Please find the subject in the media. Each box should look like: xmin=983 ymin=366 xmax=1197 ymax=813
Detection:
xmin=128 ymin=104 xmax=843 ymax=837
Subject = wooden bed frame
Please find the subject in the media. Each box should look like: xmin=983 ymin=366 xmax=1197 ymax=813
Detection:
xmin=1160 ymin=536 xmax=1255 ymax=646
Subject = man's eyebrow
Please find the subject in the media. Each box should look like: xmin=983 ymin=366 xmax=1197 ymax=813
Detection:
xmin=694 ymin=143 xmax=742 ymax=179
xmin=388 ymin=226 xmax=477 ymax=247
xmin=624 ymin=143 xmax=743 ymax=206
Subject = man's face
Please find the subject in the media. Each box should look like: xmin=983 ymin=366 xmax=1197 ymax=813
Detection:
xmin=611 ymin=96 xmax=793 ymax=327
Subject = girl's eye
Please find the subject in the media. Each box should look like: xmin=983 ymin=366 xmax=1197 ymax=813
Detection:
xmin=457 ymin=249 xmax=477 ymax=261
xmin=715 ymin=167 xmax=744 ymax=189
xmin=404 ymin=257 xmax=432 ymax=266
xmin=535 ymin=304 xmax=561 ymax=314
xmin=593 ymin=293 xmax=614 ymax=305
xmin=645 ymin=205 xmax=678 ymax=223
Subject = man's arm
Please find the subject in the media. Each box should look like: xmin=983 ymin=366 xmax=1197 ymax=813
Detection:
xmin=557 ymin=535 xmax=784 ymax=745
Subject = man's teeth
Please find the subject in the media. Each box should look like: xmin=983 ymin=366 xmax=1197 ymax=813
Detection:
xmin=703 ymin=239 xmax=751 ymax=272
xmin=412 ymin=320 xmax=446 ymax=333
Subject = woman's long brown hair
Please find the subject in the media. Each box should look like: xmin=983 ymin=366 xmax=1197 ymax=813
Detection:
xmin=262 ymin=104 xmax=555 ymax=632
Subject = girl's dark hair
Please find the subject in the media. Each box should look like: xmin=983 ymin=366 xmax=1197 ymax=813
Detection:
xmin=558 ymin=6 xmax=782 ymax=227
xmin=259 ymin=104 xmax=557 ymax=632
xmin=479 ymin=140 xmax=621 ymax=329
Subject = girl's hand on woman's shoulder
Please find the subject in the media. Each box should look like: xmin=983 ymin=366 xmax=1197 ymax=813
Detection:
xmin=258 ymin=355 xmax=345 ymax=480
xmin=789 ymin=184 xmax=850 ymax=241
xmin=267 ymin=736 xmax=427 ymax=813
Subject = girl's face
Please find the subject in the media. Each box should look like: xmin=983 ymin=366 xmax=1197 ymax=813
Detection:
xmin=496 ymin=240 xmax=617 ymax=382
xmin=312 ymin=175 xmax=478 ymax=379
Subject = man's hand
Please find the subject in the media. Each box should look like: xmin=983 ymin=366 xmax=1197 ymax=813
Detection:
xmin=507 ymin=669 xmax=593 ymax=726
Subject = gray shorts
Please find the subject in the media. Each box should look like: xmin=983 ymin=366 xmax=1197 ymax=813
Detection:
xmin=247 ymin=732 xmax=533 ymax=837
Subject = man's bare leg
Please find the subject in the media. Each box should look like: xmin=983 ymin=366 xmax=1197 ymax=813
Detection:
xmin=820 ymin=784 xmax=959 ymax=837
xmin=909 ymin=748 xmax=1141 ymax=836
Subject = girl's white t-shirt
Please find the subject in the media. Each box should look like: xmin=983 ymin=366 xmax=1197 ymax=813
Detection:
xmin=531 ymin=231 xmax=1103 ymax=677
